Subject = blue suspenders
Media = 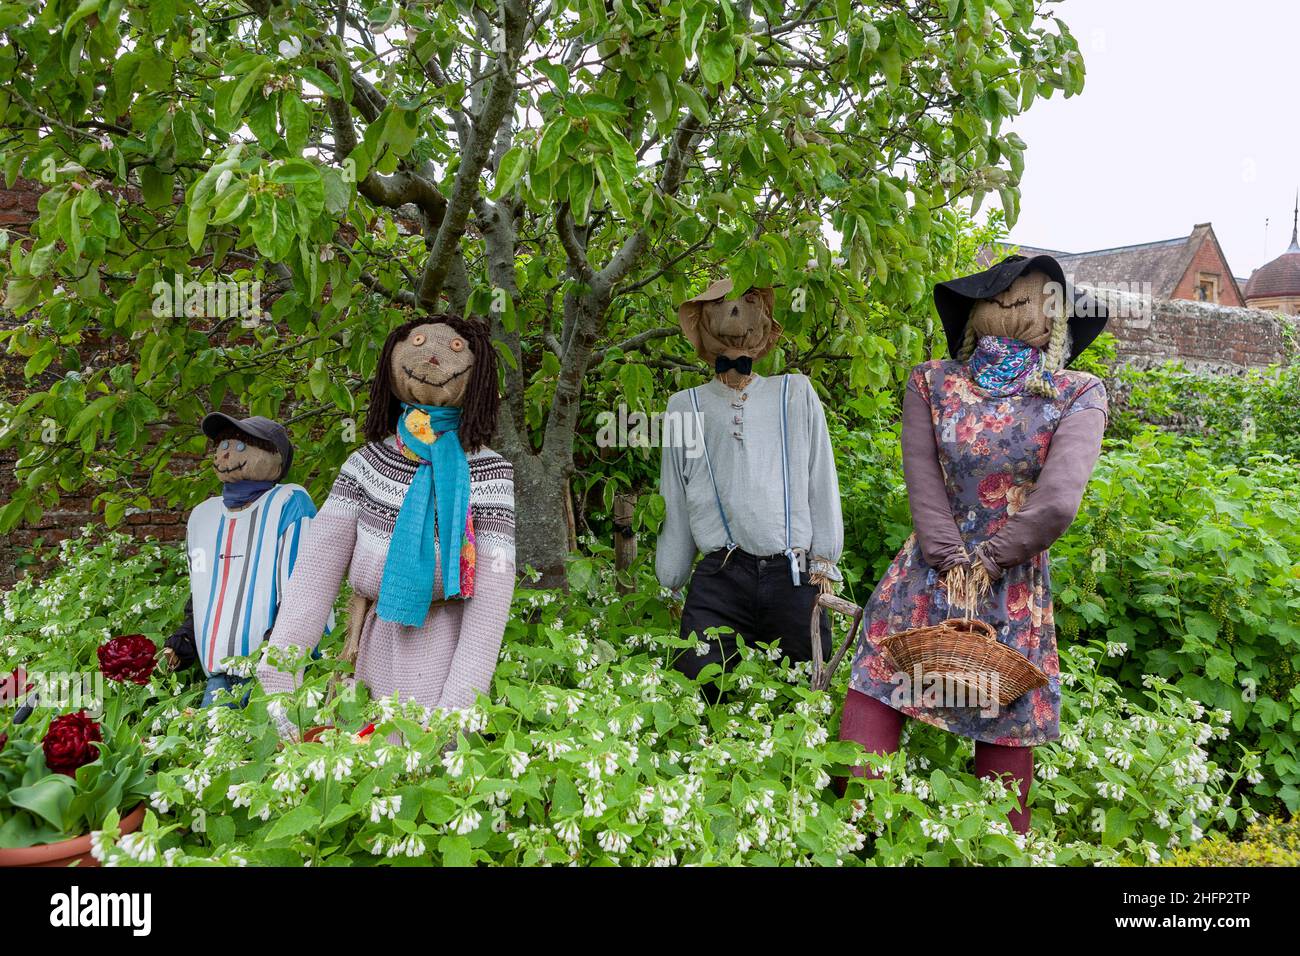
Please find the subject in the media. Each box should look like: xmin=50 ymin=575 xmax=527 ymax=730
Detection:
xmin=689 ymin=375 xmax=802 ymax=586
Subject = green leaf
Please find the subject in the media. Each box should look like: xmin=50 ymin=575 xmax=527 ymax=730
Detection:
xmin=700 ymin=33 xmax=735 ymax=87
xmin=648 ymin=72 xmax=673 ymax=126
xmin=6 ymin=775 xmax=75 ymax=830
xmin=879 ymin=44 xmax=902 ymax=88
xmin=536 ymin=118 xmax=570 ymax=172
xmin=491 ymin=146 xmax=528 ymax=199
xmin=439 ymin=834 xmax=471 ymax=866
xmin=186 ymin=203 xmax=208 ymax=252
xmin=675 ymin=82 xmax=709 ymax=124
xmin=282 ymin=94 xmax=312 ymax=154
xmin=299 ymin=67 xmax=341 ymax=98
xmin=140 ymin=167 xmax=173 ymax=209
xmin=265 ymin=803 xmax=322 ymax=841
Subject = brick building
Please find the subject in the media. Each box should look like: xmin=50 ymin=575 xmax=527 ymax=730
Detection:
xmin=1242 ymin=200 xmax=1300 ymax=315
xmin=993 ymin=222 xmax=1246 ymax=307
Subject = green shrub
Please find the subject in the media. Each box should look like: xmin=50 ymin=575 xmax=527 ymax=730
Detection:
xmin=1164 ymin=815 xmax=1299 ymax=867
xmin=1108 ymin=362 xmax=1300 ymax=466
xmin=1053 ymin=429 xmax=1300 ymax=811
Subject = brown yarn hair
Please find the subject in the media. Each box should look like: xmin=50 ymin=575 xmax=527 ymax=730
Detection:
xmin=363 ymin=313 xmax=500 ymax=451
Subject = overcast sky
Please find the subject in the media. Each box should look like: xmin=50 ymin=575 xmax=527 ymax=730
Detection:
xmin=1003 ymin=0 xmax=1300 ymax=279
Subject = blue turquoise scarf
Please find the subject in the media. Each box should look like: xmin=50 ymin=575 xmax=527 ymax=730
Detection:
xmin=375 ymin=404 xmax=471 ymax=627
xmin=968 ymin=335 xmax=1043 ymax=397
xmin=222 ymin=480 xmax=274 ymax=509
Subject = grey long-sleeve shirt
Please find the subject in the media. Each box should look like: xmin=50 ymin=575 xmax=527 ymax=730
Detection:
xmin=655 ymin=373 xmax=844 ymax=590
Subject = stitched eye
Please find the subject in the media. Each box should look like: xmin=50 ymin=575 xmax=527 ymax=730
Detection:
xmin=449 ymin=337 xmax=465 ymax=352
xmin=410 ymin=332 xmax=426 ymax=346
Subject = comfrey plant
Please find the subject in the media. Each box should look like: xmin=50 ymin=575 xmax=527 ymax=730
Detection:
xmin=77 ymin=553 xmax=1253 ymax=867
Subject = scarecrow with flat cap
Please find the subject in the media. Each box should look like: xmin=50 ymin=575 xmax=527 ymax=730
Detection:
xmin=163 ymin=412 xmax=325 ymax=707
xmin=657 ymin=278 xmax=844 ymax=693
xmin=839 ymin=254 xmax=1110 ymax=833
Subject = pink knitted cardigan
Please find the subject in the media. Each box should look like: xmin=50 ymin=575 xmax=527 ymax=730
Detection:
xmin=258 ymin=437 xmax=516 ymax=737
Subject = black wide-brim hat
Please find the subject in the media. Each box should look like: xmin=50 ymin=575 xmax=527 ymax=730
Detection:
xmin=201 ymin=412 xmax=293 ymax=481
xmin=934 ymin=254 xmax=1109 ymax=365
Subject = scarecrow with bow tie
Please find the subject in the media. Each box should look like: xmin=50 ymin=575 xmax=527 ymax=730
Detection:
xmin=656 ymin=278 xmax=844 ymax=694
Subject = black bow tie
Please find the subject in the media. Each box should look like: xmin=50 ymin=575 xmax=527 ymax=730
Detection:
xmin=715 ymin=355 xmax=754 ymax=375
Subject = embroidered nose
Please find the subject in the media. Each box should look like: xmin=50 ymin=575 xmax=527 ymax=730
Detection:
xmin=426 ymin=354 xmax=440 ymax=366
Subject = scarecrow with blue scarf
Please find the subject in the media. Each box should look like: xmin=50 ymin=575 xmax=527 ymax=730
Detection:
xmin=258 ymin=315 xmax=515 ymax=741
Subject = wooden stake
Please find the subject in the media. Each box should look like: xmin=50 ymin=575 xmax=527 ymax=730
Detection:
xmin=614 ymin=493 xmax=636 ymax=593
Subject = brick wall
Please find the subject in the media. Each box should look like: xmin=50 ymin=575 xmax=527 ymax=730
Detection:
xmin=0 ymin=177 xmax=197 ymax=586
xmin=1087 ymin=285 xmax=1299 ymax=372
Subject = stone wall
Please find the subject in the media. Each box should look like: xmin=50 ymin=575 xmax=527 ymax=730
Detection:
xmin=1083 ymin=285 xmax=1298 ymax=373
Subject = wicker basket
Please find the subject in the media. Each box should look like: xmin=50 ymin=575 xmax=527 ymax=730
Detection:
xmin=876 ymin=618 xmax=1048 ymax=708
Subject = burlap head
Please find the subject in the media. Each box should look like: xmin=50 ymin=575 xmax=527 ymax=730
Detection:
xmin=676 ymin=278 xmax=781 ymax=364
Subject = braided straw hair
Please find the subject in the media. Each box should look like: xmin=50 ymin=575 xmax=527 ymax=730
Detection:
xmin=1024 ymin=304 xmax=1070 ymax=398
xmin=956 ymin=319 xmax=980 ymax=362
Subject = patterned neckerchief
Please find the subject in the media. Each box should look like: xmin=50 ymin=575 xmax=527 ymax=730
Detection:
xmin=394 ymin=430 xmax=432 ymax=462
xmin=967 ymin=335 xmax=1042 ymax=397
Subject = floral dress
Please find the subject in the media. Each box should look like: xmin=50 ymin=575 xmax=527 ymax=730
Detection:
xmin=848 ymin=359 xmax=1108 ymax=746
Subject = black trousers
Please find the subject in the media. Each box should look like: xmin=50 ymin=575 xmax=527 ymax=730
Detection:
xmin=677 ymin=548 xmax=831 ymax=685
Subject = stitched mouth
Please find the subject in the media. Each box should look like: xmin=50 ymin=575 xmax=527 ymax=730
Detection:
xmin=401 ymin=364 xmax=470 ymax=389
xmin=215 ymin=462 xmax=246 ymax=477
xmin=991 ymin=295 xmax=1033 ymax=310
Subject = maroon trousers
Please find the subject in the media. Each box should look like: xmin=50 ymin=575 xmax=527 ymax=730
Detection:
xmin=840 ymin=688 xmax=1034 ymax=834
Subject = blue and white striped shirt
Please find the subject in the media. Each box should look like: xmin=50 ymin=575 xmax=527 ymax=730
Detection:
xmin=185 ymin=484 xmax=321 ymax=675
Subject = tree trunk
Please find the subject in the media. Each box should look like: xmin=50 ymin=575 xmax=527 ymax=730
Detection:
xmin=509 ymin=450 xmax=572 ymax=588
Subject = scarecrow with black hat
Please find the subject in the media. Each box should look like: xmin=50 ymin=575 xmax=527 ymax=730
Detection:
xmin=839 ymin=255 xmax=1109 ymax=833
xmin=657 ymin=278 xmax=844 ymax=692
xmin=163 ymin=412 xmax=326 ymax=707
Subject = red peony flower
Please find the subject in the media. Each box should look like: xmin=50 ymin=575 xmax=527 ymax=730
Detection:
xmin=42 ymin=711 xmax=102 ymax=777
xmin=97 ymin=634 xmax=158 ymax=685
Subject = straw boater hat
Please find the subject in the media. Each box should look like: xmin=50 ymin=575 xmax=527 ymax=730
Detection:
xmin=676 ymin=278 xmax=781 ymax=364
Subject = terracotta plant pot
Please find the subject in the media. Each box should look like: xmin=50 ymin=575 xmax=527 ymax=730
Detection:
xmin=0 ymin=803 xmax=146 ymax=868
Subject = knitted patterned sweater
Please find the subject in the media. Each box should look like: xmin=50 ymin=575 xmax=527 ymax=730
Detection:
xmin=258 ymin=437 xmax=515 ymax=737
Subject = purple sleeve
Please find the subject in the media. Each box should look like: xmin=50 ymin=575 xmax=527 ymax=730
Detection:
xmin=976 ymin=382 xmax=1108 ymax=579
xmin=902 ymin=378 xmax=969 ymax=572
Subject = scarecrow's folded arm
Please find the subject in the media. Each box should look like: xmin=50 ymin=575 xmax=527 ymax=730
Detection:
xmin=975 ymin=406 xmax=1107 ymax=580
xmin=436 ymin=548 xmax=516 ymax=711
xmin=804 ymin=376 xmax=844 ymax=581
xmin=655 ymin=433 xmax=697 ymax=591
